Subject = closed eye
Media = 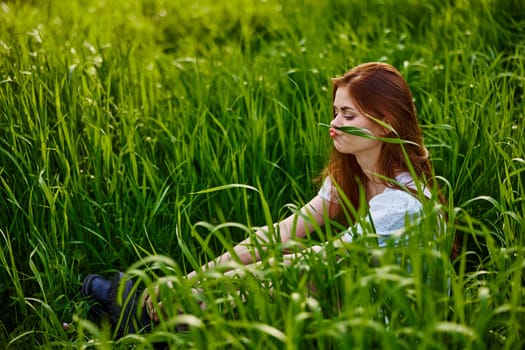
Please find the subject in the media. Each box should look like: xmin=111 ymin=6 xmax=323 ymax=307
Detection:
xmin=333 ymin=112 xmax=356 ymax=120
xmin=333 ymin=105 xmax=358 ymax=120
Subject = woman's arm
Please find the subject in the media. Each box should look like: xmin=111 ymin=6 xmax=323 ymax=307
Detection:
xmin=145 ymin=195 xmax=337 ymax=320
xmin=186 ymin=194 xmax=336 ymax=279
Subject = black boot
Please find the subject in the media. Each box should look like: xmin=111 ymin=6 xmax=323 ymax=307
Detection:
xmin=82 ymin=272 xmax=153 ymax=336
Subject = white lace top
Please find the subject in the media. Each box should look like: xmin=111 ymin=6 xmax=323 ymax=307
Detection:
xmin=318 ymin=173 xmax=431 ymax=247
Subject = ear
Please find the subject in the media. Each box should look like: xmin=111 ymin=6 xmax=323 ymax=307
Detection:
xmin=382 ymin=124 xmax=396 ymax=137
xmin=376 ymin=116 xmax=397 ymax=137
xmin=368 ymin=114 xmax=395 ymax=137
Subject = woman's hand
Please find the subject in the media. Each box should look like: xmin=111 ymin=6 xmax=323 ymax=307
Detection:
xmin=143 ymin=278 xmax=206 ymax=322
xmin=143 ymin=280 xmax=172 ymax=322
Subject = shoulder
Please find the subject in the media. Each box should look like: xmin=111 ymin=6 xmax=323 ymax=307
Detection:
xmin=318 ymin=176 xmax=338 ymax=203
xmin=393 ymin=172 xmax=431 ymax=199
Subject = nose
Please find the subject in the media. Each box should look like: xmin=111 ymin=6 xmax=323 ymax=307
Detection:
xmin=331 ymin=114 xmax=341 ymax=127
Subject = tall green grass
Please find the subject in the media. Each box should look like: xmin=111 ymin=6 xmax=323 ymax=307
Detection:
xmin=0 ymin=0 xmax=524 ymax=348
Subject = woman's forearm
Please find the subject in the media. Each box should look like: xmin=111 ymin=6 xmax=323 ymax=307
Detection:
xmin=186 ymin=228 xmax=270 ymax=279
xmin=186 ymin=196 xmax=332 ymax=279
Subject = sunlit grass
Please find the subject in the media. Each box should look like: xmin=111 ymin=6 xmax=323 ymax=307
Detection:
xmin=0 ymin=0 xmax=524 ymax=348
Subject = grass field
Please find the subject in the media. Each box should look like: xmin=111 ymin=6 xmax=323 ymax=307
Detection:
xmin=1 ymin=0 xmax=524 ymax=348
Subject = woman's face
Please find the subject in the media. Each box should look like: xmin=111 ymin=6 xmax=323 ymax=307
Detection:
xmin=330 ymin=86 xmax=385 ymax=157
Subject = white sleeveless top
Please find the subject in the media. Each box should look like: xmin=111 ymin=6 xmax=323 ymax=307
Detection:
xmin=318 ymin=173 xmax=431 ymax=247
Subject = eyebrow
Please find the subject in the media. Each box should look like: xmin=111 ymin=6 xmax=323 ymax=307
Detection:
xmin=333 ymin=105 xmax=357 ymax=112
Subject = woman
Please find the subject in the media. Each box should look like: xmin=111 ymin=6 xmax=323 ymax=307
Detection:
xmin=82 ymin=62 xmax=437 ymax=334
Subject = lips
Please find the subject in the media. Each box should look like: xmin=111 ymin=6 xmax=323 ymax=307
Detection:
xmin=329 ymin=128 xmax=337 ymax=138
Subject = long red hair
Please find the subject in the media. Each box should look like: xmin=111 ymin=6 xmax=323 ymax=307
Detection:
xmin=323 ymin=62 xmax=434 ymax=219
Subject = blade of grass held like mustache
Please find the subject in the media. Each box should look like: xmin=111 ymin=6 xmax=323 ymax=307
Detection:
xmin=319 ymin=122 xmax=419 ymax=146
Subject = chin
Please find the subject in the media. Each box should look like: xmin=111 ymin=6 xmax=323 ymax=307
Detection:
xmin=334 ymin=147 xmax=352 ymax=154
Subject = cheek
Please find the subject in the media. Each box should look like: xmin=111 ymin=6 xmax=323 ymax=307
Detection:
xmin=343 ymin=133 xmax=382 ymax=148
xmin=361 ymin=122 xmax=386 ymax=137
xmin=342 ymin=117 xmax=375 ymax=131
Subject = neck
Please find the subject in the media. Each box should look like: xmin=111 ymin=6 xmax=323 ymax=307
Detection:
xmin=355 ymin=153 xmax=387 ymax=200
xmin=355 ymin=153 xmax=380 ymax=182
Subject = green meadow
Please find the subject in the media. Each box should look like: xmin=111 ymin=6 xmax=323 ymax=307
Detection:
xmin=0 ymin=0 xmax=524 ymax=348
